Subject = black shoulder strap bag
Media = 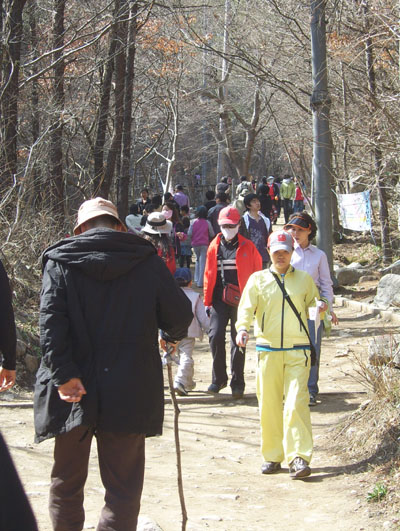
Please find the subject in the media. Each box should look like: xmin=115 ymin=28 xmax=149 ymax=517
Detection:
xmin=272 ymin=272 xmax=317 ymax=366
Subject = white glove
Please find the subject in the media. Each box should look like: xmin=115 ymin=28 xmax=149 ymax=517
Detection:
xmin=236 ymin=330 xmax=249 ymax=347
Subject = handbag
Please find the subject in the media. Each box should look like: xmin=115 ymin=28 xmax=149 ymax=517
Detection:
xmin=222 ymin=283 xmax=241 ymax=307
xmin=272 ymin=273 xmax=317 ymax=366
xmin=219 ymin=249 xmax=241 ymax=307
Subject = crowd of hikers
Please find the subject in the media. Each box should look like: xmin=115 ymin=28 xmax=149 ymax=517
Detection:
xmin=0 ymin=174 xmax=339 ymax=530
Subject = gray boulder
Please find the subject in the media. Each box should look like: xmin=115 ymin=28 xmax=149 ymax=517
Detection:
xmin=16 ymin=339 xmax=27 ymax=359
xmin=335 ymin=266 xmax=374 ymax=286
xmin=381 ymin=259 xmax=400 ymax=275
xmin=25 ymin=354 xmax=39 ymax=373
xmin=359 ymin=275 xmax=378 ymax=283
xmin=373 ymin=274 xmax=400 ymax=309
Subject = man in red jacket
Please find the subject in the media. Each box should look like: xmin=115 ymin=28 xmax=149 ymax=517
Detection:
xmin=204 ymin=206 xmax=262 ymax=398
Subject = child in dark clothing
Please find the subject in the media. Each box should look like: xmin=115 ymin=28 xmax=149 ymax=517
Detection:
xmin=179 ymin=216 xmax=192 ymax=268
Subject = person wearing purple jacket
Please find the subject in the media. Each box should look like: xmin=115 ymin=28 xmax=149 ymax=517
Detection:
xmin=188 ymin=206 xmax=215 ymax=288
xmin=173 ymin=184 xmax=190 ymax=208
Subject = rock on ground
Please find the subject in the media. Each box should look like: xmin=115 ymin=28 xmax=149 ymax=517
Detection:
xmin=374 ymin=274 xmax=400 ymax=309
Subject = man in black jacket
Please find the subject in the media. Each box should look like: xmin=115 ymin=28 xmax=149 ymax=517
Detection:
xmin=207 ymin=192 xmax=229 ymax=234
xmin=34 ymin=197 xmax=192 ymax=531
xmin=0 ymin=431 xmax=38 ymax=530
xmin=0 ymin=262 xmax=38 ymax=528
xmin=0 ymin=259 xmax=16 ymax=392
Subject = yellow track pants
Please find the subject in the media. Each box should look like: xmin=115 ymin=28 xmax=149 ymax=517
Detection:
xmin=256 ymin=348 xmax=313 ymax=465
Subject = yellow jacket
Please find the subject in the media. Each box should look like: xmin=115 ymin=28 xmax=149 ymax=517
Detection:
xmin=236 ymin=265 xmax=320 ymax=349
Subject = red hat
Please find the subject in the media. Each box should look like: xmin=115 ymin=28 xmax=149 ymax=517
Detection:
xmin=218 ymin=206 xmax=241 ymax=225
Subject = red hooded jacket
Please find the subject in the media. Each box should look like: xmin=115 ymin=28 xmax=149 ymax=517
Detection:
xmin=203 ymin=233 xmax=262 ymax=306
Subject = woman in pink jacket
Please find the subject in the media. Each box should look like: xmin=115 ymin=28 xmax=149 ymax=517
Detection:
xmin=188 ymin=206 xmax=215 ymax=288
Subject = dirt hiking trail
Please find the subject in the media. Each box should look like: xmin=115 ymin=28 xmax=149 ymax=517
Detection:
xmin=1 ymin=301 xmax=396 ymax=531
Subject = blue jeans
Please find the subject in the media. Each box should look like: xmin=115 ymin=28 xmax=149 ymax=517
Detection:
xmin=293 ymin=200 xmax=304 ymax=213
xmin=193 ymin=245 xmax=208 ymax=287
xmin=307 ymin=318 xmax=323 ymax=396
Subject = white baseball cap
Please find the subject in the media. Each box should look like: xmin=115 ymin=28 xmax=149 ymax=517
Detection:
xmin=268 ymin=231 xmax=294 ymax=253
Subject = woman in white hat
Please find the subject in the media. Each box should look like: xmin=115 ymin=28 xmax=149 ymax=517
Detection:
xmin=142 ymin=212 xmax=176 ymax=275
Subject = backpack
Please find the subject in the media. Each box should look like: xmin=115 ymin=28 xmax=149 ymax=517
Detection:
xmin=236 ymin=181 xmax=253 ymax=198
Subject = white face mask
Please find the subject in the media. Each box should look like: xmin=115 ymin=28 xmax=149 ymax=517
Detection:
xmin=221 ymin=226 xmax=239 ymax=241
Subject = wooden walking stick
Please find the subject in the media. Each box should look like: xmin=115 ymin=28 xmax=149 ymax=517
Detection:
xmin=163 ymin=345 xmax=188 ymax=531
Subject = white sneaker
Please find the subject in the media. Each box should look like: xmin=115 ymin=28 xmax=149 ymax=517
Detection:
xmin=174 ymin=382 xmax=188 ymax=396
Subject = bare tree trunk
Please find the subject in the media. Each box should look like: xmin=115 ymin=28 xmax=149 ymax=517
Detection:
xmin=93 ymin=0 xmax=120 ymax=197
xmin=242 ymin=83 xmax=261 ymax=177
xmin=216 ymin=0 xmax=230 ymax=181
xmin=28 ymin=0 xmax=41 ymax=209
xmin=221 ymin=108 xmax=241 ymax=179
xmin=259 ymin=138 xmax=266 ymax=178
xmin=101 ymin=0 xmax=129 ymax=199
xmin=330 ymin=169 xmax=341 ymax=243
xmin=362 ymin=0 xmax=391 ymax=264
xmin=0 ymin=0 xmax=27 ymax=195
xmin=164 ymin=97 xmax=179 ymax=194
xmin=49 ymin=0 xmax=66 ymax=218
xmin=340 ymin=61 xmax=350 ymax=193
xmin=311 ymin=0 xmax=333 ymax=269
xmin=118 ymin=1 xmax=138 ymax=219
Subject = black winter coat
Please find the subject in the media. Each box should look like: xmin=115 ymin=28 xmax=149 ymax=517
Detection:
xmin=256 ymin=184 xmax=272 ymax=218
xmin=0 ymin=431 xmax=38 ymax=530
xmin=34 ymin=229 xmax=193 ymax=442
xmin=0 ymin=260 xmax=16 ymax=370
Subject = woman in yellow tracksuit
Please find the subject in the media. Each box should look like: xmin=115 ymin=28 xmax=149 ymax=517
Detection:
xmin=236 ymin=230 xmax=321 ymax=479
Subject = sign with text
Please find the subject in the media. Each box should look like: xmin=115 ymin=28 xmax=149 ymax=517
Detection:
xmin=337 ymin=191 xmax=372 ymax=231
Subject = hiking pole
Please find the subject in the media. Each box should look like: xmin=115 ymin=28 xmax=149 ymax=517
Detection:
xmin=162 ymin=345 xmax=188 ymax=531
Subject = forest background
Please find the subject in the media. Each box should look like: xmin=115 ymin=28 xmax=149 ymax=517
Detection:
xmin=2 ymin=2 xmax=400 ymax=523
xmin=1 ymin=0 xmax=400 ymax=264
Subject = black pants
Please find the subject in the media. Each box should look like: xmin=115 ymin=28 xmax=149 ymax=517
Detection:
xmin=179 ymin=255 xmax=191 ymax=268
xmin=209 ymin=297 xmax=245 ymax=390
xmin=283 ymin=198 xmax=293 ymax=223
xmin=49 ymin=425 xmax=145 ymax=531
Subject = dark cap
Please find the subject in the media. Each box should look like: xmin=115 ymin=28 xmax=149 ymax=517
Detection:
xmin=243 ymin=193 xmax=258 ymax=208
xmin=174 ymin=267 xmax=192 ymax=283
xmin=283 ymin=216 xmax=311 ymax=231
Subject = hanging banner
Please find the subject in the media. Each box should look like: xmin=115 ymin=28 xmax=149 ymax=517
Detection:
xmin=337 ymin=191 xmax=372 ymax=231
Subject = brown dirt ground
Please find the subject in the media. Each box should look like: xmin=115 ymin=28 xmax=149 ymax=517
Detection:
xmin=2 ymin=219 xmax=398 ymax=530
xmin=1 ymin=300 xmax=399 ymax=531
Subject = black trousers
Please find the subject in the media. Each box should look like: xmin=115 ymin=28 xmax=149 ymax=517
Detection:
xmin=283 ymin=198 xmax=293 ymax=223
xmin=49 ymin=425 xmax=145 ymax=531
xmin=179 ymin=254 xmax=191 ymax=268
xmin=209 ymin=297 xmax=245 ymax=390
